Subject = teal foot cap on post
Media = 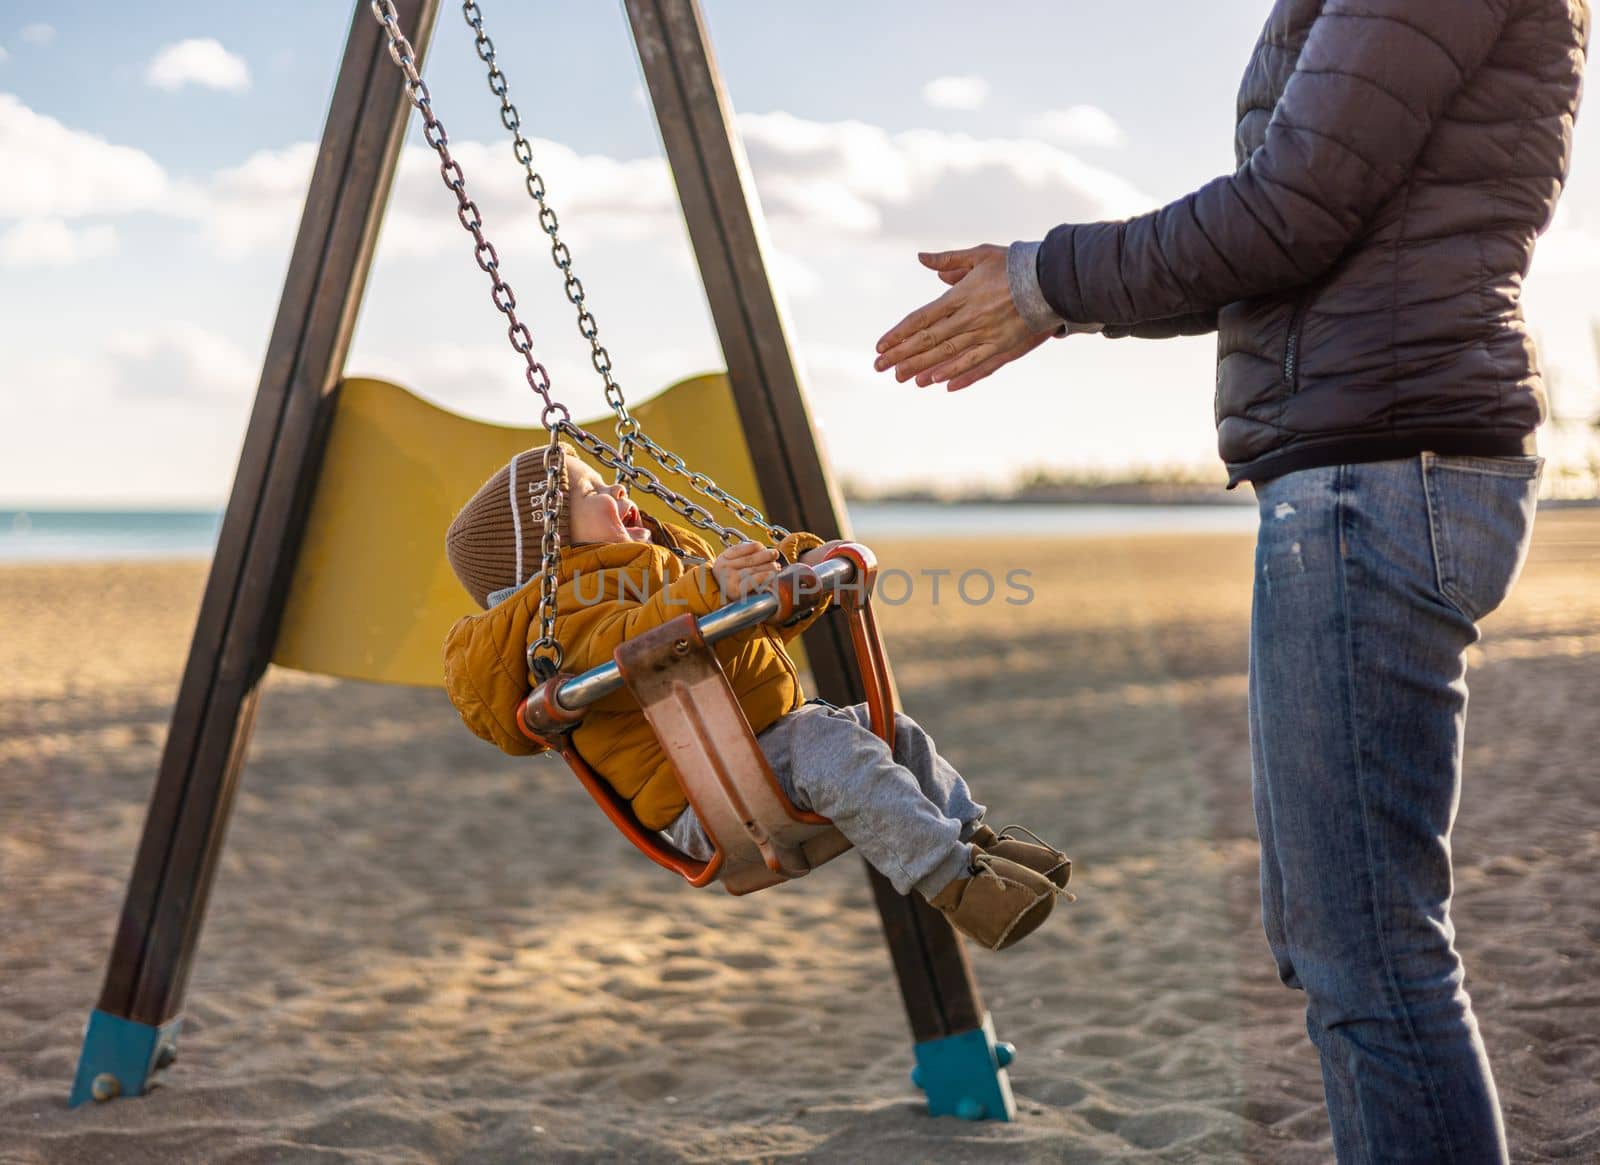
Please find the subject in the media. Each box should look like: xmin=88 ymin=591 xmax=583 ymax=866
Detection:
xmin=69 ymin=1010 xmax=183 ymax=1108
xmin=909 ymin=1012 xmax=1017 ymax=1122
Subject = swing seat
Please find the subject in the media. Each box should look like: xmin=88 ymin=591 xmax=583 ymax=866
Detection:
xmin=615 ymin=614 xmax=851 ymax=894
xmin=518 ymin=543 xmax=896 ymax=895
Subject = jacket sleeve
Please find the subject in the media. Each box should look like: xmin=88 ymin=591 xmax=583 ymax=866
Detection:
xmin=1102 ymin=313 xmax=1220 ymax=341
xmin=1034 ymin=0 xmax=1513 ymax=325
xmin=774 ymin=530 xmax=833 ymax=643
xmin=441 ymin=606 xmax=544 ymax=758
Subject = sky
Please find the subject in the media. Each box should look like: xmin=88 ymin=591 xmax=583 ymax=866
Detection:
xmin=2 ymin=1 xmax=1598 ymax=506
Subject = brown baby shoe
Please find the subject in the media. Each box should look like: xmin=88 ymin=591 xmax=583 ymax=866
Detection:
xmin=929 ymin=847 xmax=1058 ymax=951
xmin=970 ymin=824 xmax=1072 ymax=890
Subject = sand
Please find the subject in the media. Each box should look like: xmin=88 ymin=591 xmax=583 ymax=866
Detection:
xmin=1 ymin=514 xmax=1597 ymax=1163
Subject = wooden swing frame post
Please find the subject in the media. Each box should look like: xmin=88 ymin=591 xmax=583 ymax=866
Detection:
xmin=69 ymin=0 xmax=444 ymax=1107
xmin=72 ymin=0 xmax=1014 ymax=1122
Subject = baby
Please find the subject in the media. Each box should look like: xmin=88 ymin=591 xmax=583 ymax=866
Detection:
xmin=442 ymin=443 xmax=1070 ymax=950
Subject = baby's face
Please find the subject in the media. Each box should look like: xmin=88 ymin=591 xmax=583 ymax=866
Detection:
xmin=566 ymin=458 xmax=653 ymax=545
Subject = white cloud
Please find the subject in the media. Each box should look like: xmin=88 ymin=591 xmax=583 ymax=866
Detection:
xmin=738 ymin=114 xmax=911 ymax=206
xmin=385 ymin=139 xmax=676 ymax=258
xmin=24 ymin=99 xmax=1149 ymax=273
xmin=0 ymin=94 xmax=169 ymax=219
xmin=922 ymin=76 xmax=990 ymax=112
xmin=757 ymin=172 xmax=881 ymax=234
xmin=0 ymin=218 xmax=116 ymax=267
xmin=349 ymin=336 xmax=720 ymax=424
xmin=767 ymin=249 xmax=824 ymax=300
xmin=1 ymin=342 xmax=254 ymax=506
xmin=737 ymin=112 xmax=1154 ymax=239
xmin=355 ymin=341 xmax=531 ymax=412
xmin=195 ymin=141 xmax=316 ymax=257
xmin=20 ymin=23 xmax=54 ymax=47
xmin=194 ymin=138 xmax=678 ymax=260
xmin=0 ymin=44 xmax=10 ymax=64
xmin=1024 ymin=106 xmax=1126 ymax=149
xmin=106 ymin=323 xmax=255 ymax=398
xmin=145 ymin=38 xmax=251 ymax=93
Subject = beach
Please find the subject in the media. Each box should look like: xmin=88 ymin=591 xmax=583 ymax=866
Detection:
xmin=2 ymin=514 xmax=1597 ymax=1163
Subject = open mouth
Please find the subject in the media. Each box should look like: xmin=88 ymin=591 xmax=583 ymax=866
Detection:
xmin=620 ymin=502 xmax=651 ymax=540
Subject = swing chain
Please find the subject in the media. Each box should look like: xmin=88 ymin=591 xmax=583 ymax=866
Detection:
xmin=459 ymin=0 xmax=637 ymax=469
xmin=369 ymin=0 xmax=571 ymax=434
xmin=558 ymin=422 xmax=750 ymax=548
xmin=372 ymin=0 xmax=784 ymax=653
xmin=527 ymin=434 xmax=566 ymax=677
xmin=630 ymin=439 xmax=791 ymax=542
xmin=371 ymin=0 xmax=571 ymax=661
xmin=456 ymin=2 xmax=790 ymax=546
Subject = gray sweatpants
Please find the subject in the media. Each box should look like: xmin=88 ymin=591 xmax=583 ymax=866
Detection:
xmin=662 ymin=700 xmax=983 ymax=899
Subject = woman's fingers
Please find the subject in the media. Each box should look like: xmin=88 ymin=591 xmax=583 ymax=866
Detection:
xmin=892 ymin=329 xmax=985 ymax=383
xmin=945 ymin=351 xmax=1014 ymax=392
xmin=878 ymin=316 xmax=980 ymax=379
xmin=921 ymin=249 xmax=979 ymax=276
xmin=874 ymin=284 xmax=962 ymax=360
xmin=916 ymin=341 xmax=997 ymax=388
xmin=876 ymin=243 xmax=1030 ymax=382
xmin=945 ymin=332 xmax=1053 ymax=392
xmin=875 ymin=314 xmax=974 ymax=374
xmin=918 ymin=244 xmax=999 ymax=275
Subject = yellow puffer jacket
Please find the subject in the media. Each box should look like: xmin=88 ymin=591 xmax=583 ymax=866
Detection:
xmin=442 ymin=519 xmax=828 ymax=829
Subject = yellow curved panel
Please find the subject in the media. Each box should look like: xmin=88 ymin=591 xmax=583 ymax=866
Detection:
xmin=273 ymin=373 xmax=771 ymax=687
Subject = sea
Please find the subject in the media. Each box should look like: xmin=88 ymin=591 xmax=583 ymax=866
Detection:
xmin=0 ymin=502 xmax=1259 ymax=563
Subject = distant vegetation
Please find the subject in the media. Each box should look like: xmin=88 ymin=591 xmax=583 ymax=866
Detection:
xmin=842 ymin=464 xmax=1247 ymax=505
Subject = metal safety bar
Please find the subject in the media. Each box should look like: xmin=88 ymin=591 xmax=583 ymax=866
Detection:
xmin=550 ymin=554 xmax=859 ymax=711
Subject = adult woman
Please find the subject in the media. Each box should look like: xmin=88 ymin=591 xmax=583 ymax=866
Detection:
xmin=873 ymin=2 xmax=1589 ymax=1161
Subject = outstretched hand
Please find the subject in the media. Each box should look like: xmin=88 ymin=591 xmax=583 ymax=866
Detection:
xmin=873 ymin=244 xmax=1053 ymax=392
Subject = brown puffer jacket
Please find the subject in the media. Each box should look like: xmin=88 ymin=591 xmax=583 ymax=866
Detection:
xmin=442 ymin=518 xmax=827 ymax=830
xmin=1033 ymin=0 xmax=1589 ymax=485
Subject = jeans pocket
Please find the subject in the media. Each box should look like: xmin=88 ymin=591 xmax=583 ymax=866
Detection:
xmin=1421 ymin=453 xmax=1542 ymax=622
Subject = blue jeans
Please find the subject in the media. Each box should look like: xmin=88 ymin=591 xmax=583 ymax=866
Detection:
xmin=664 ymin=701 xmax=985 ymax=898
xmin=1250 ymin=454 xmax=1540 ymax=1164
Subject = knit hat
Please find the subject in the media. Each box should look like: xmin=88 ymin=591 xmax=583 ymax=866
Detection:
xmin=446 ymin=442 xmax=574 ymax=609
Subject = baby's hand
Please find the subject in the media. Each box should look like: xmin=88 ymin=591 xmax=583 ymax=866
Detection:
xmin=712 ymin=540 xmax=780 ymax=601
